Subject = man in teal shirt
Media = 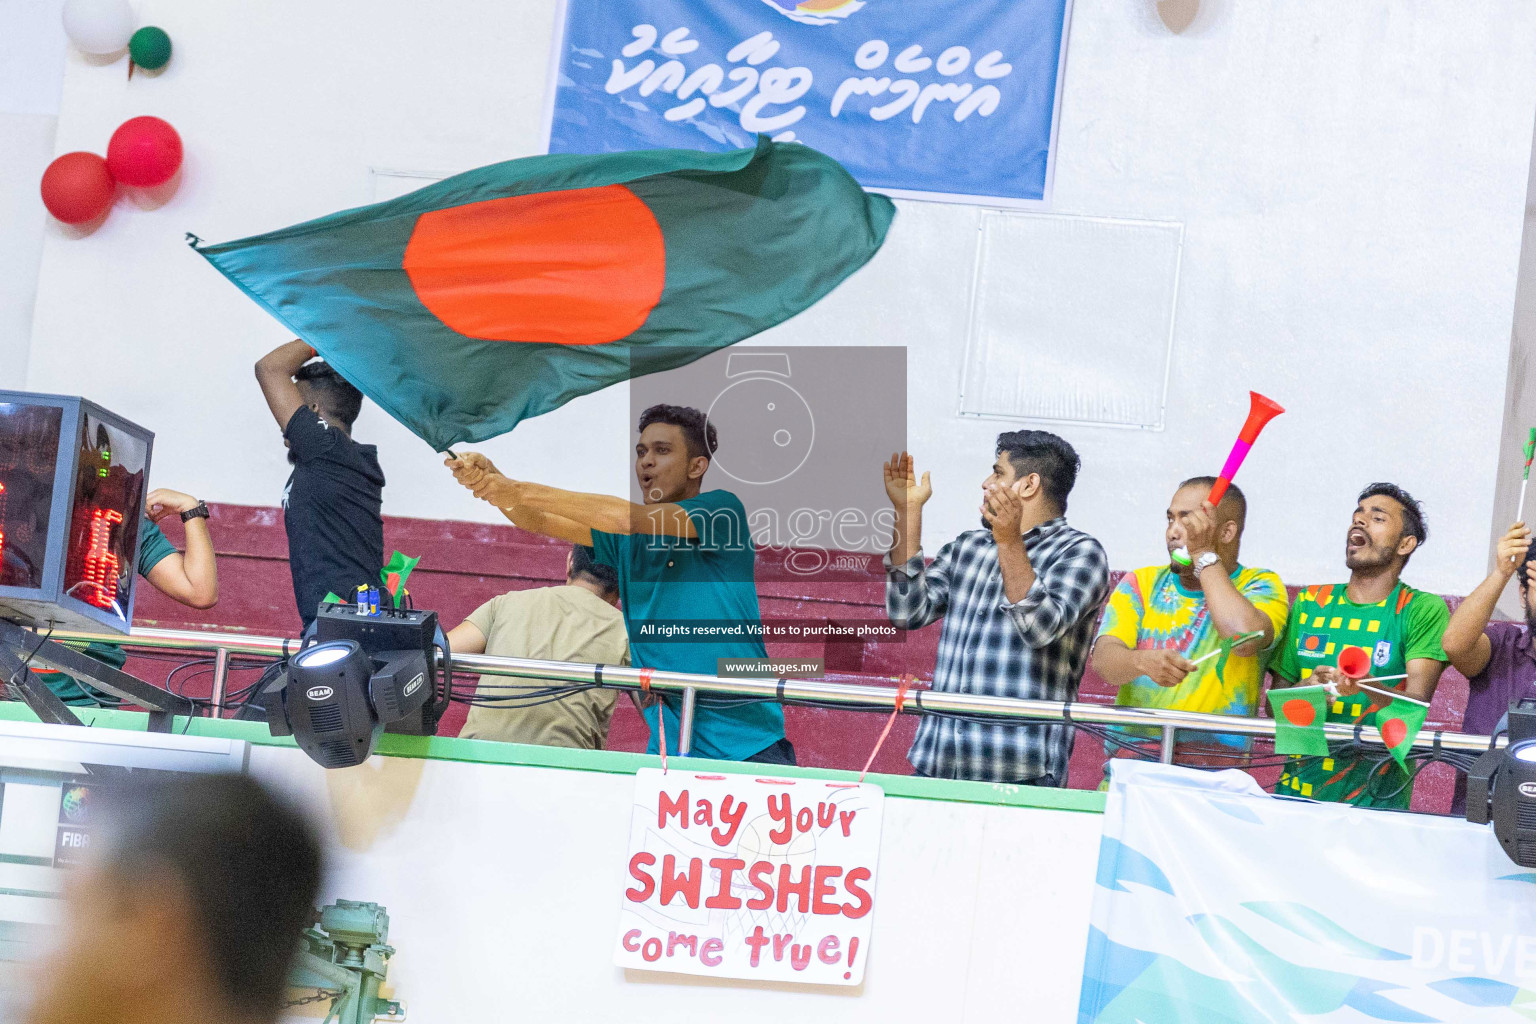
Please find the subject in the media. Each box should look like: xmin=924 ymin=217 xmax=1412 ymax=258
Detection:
xmin=44 ymin=488 xmax=219 ymax=704
xmin=447 ymin=405 xmax=790 ymax=763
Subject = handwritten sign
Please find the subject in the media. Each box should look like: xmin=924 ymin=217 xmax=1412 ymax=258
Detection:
xmin=547 ymin=0 xmax=1073 ymax=206
xmin=615 ymin=768 xmax=884 ymax=985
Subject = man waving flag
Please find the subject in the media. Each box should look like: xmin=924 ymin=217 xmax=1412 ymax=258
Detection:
xmin=191 ymin=137 xmax=894 ymax=451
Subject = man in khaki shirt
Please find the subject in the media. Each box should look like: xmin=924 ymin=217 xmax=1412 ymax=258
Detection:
xmin=447 ymin=545 xmax=629 ymax=749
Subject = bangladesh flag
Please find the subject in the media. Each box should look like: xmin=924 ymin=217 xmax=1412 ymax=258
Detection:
xmin=1374 ymin=697 xmax=1428 ymax=770
xmin=1267 ymin=684 xmax=1330 ymax=756
xmin=190 ymin=137 xmax=894 ymax=450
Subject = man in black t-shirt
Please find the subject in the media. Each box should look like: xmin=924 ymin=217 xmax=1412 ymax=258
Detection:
xmin=255 ymin=340 xmax=384 ymax=628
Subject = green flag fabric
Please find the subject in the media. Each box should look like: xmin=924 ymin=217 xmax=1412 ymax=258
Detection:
xmin=1211 ymin=629 xmax=1267 ymax=680
xmin=1267 ymin=684 xmax=1331 ymax=757
xmin=1374 ymin=696 xmax=1428 ymax=770
xmin=191 ymin=137 xmax=894 ymax=450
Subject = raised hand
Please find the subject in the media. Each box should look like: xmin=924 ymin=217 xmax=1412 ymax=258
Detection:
xmin=1181 ymin=501 xmax=1220 ymax=559
xmin=883 ymin=451 xmax=932 ymax=509
xmin=445 ymin=452 xmax=518 ymax=507
xmin=1498 ymin=521 xmax=1533 ymax=572
xmin=145 ymin=488 xmax=198 ymax=522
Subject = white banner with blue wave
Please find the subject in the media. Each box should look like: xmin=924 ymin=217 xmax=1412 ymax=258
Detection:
xmin=544 ymin=0 xmax=1072 ymax=207
xmin=1081 ymin=761 xmax=1536 ymax=1023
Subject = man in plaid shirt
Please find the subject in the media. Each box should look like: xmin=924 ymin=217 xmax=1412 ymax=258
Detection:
xmin=883 ymin=431 xmax=1109 ymax=785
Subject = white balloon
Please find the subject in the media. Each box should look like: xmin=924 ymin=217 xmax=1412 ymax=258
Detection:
xmin=61 ymin=0 xmax=134 ymax=55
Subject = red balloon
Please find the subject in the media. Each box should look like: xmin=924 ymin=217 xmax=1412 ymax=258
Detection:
xmin=106 ymin=116 xmax=182 ymax=187
xmin=40 ymin=151 xmax=116 ymax=224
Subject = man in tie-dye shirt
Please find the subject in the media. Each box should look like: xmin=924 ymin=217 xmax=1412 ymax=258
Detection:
xmin=1091 ymin=478 xmax=1290 ymax=762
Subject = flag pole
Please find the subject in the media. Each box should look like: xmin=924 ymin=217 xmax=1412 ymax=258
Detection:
xmin=1353 ymin=678 xmax=1428 ymax=707
xmin=1187 ymin=630 xmax=1267 ymax=667
xmin=1516 ymin=427 xmax=1536 ymax=541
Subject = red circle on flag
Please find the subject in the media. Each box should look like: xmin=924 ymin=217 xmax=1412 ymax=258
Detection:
xmin=1282 ymin=699 xmax=1315 ymax=727
xmin=403 ymin=184 xmax=666 ymax=345
xmin=1380 ymin=717 xmax=1406 ymax=748
xmin=1304 ymin=636 xmax=1320 ymax=651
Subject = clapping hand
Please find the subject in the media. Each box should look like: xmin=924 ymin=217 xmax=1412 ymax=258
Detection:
xmin=982 ymin=482 xmax=1024 ymax=544
xmin=883 ymin=452 xmax=931 ymax=509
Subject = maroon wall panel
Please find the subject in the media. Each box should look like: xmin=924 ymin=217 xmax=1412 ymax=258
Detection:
xmin=119 ymin=504 xmax=1470 ymax=811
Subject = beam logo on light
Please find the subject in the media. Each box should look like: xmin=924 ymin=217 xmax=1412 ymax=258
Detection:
xmin=306 ymin=686 xmax=335 ymax=701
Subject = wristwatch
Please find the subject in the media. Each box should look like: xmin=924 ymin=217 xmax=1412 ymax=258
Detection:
xmin=180 ymin=500 xmax=210 ymax=523
xmin=1191 ymin=551 xmax=1221 ymax=575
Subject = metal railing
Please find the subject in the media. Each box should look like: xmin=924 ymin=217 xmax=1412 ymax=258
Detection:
xmin=39 ymin=625 xmax=1503 ymax=762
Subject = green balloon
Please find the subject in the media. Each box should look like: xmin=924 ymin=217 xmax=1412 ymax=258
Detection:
xmin=129 ymin=26 xmax=171 ymax=70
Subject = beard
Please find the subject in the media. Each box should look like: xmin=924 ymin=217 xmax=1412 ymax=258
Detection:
xmin=1344 ymin=543 xmax=1393 ymax=571
xmin=980 ymin=514 xmax=991 ymax=530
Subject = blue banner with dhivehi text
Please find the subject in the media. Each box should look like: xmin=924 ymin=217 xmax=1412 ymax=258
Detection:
xmin=546 ymin=0 xmax=1073 ymax=206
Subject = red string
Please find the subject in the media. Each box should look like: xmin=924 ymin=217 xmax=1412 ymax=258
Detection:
xmin=640 ymin=668 xmax=664 ymax=773
xmin=859 ymin=674 xmax=917 ymax=783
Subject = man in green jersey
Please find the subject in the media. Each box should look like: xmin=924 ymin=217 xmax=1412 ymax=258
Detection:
xmin=1269 ymin=482 xmax=1449 ymax=809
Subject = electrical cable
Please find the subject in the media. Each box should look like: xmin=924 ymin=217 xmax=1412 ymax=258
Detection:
xmin=12 ymin=642 xmax=1491 ymax=800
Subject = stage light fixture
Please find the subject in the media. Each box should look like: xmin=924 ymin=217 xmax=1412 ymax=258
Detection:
xmin=264 ymin=605 xmax=450 ymax=769
xmin=1466 ymin=702 xmax=1536 ymax=868
xmin=281 ymin=640 xmax=380 ymax=770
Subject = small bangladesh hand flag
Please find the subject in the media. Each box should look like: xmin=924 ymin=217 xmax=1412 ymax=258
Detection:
xmin=1210 ymin=629 xmax=1267 ymax=679
xmin=1374 ymin=697 xmax=1428 ymax=770
xmin=191 ymin=136 xmax=894 ymax=451
xmin=380 ymin=550 xmax=420 ymax=610
xmin=1267 ymin=684 xmax=1331 ymax=756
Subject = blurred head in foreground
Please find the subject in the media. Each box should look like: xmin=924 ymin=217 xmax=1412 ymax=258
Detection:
xmin=25 ymin=773 xmax=322 ymax=1024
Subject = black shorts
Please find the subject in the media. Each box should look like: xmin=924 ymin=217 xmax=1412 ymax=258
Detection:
xmin=743 ymin=737 xmax=797 ymax=766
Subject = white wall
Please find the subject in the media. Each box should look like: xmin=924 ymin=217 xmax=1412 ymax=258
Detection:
xmin=14 ymin=0 xmax=1536 ymax=592
xmin=0 ymin=112 xmax=54 ymax=388
xmin=249 ymin=745 xmax=1102 ymax=1024
xmin=1493 ymin=108 xmax=1536 ymax=617
xmin=0 ymin=0 xmax=67 ymax=388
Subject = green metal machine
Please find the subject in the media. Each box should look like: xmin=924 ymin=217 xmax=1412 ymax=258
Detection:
xmin=286 ymin=900 xmax=403 ymax=1023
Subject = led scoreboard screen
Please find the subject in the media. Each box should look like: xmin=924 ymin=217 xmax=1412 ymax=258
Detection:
xmin=0 ymin=404 xmax=62 ymax=591
xmin=0 ymin=393 xmax=153 ymax=635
